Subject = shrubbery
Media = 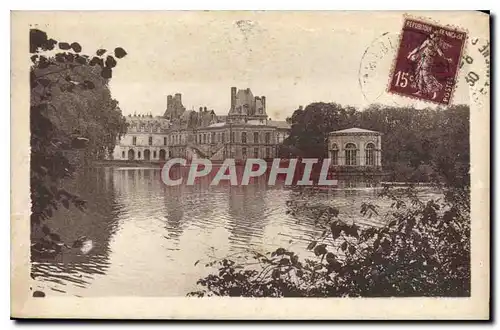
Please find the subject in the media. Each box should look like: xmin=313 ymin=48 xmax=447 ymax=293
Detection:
xmin=189 ymin=186 xmax=470 ymax=297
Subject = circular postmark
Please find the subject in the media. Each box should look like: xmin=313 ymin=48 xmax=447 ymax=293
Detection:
xmin=360 ymin=30 xmax=489 ymax=109
xmin=459 ymin=37 xmax=490 ymax=108
xmin=358 ymin=32 xmax=402 ymax=106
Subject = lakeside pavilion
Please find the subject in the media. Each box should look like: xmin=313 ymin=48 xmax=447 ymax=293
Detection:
xmin=327 ymin=128 xmax=382 ymax=167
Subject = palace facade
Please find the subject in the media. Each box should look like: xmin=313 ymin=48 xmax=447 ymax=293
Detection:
xmin=112 ymin=87 xmax=291 ymax=161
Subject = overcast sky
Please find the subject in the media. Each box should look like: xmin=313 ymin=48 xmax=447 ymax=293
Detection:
xmin=28 ymin=11 xmax=485 ymax=119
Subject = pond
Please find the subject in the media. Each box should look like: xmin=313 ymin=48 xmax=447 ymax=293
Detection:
xmin=31 ymin=167 xmax=441 ymax=296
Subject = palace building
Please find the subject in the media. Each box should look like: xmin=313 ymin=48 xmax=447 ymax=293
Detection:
xmin=327 ymin=128 xmax=382 ymax=167
xmin=112 ymin=87 xmax=291 ymax=161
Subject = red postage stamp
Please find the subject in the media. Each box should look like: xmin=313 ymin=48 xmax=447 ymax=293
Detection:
xmin=388 ymin=18 xmax=467 ymax=105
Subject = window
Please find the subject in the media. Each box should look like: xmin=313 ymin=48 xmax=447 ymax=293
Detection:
xmin=153 ymin=151 xmax=157 ymax=158
xmin=231 ymin=132 xmax=235 ymax=143
xmin=222 ymin=132 xmax=225 ymax=143
xmin=122 ymin=151 xmax=125 ymax=158
xmin=203 ymin=134 xmax=207 ymax=144
xmin=365 ymin=143 xmax=375 ymax=166
xmin=164 ymin=137 xmax=167 ymax=146
xmin=345 ymin=143 xmax=357 ymax=166
xmin=132 ymin=136 xmax=137 ymax=146
xmin=148 ymin=136 xmax=153 ymax=146
xmin=265 ymin=132 xmax=271 ymax=144
xmin=254 ymin=147 xmax=259 ymax=158
xmin=242 ymin=132 xmax=247 ymax=144
xmin=242 ymin=147 xmax=247 ymax=158
xmin=331 ymin=144 xmax=339 ymax=165
xmin=138 ymin=151 xmax=141 ymax=159
xmin=266 ymin=147 xmax=271 ymax=158
xmin=212 ymin=132 xmax=216 ymax=144
xmin=254 ymin=132 xmax=259 ymax=143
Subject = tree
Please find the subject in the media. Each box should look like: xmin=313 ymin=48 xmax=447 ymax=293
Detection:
xmin=356 ymin=104 xmax=469 ymax=184
xmin=286 ymin=103 xmax=358 ymax=158
xmin=30 ymin=28 xmax=127 ymax=258
xmin=283 ymin=102 xmax=470 ymax=183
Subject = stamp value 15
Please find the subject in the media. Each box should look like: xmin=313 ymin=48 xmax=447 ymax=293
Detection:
xmin=388 ymin=18 xmax=467 ymax=105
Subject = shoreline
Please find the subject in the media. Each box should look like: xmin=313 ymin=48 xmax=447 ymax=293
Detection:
xmin=89 ymin=160 xmax=434 ymax=186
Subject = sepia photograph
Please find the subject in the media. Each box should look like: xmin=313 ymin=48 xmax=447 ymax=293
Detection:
xmin=11 ymin=10 xmax=490 ymax=319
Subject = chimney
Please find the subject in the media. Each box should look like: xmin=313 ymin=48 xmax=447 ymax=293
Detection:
xmin=175 ymin=93 xmax=182 ymax=108
xmin=261 ymin=96 xmax=266 ymax=110
xmin=167 ymin=95 xmax=173 ymax=109
xmin=230 ymin=87 xmax=237 ymax=110
xmin=204 ymin=107 xmax=207 ymax=112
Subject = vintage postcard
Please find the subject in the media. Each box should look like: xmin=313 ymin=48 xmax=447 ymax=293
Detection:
xmin=11 ymin=11 xmax=490 ymax=319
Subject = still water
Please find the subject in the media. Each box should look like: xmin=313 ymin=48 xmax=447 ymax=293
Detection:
xmin=32 ymin=167 xmax=440 ymax=296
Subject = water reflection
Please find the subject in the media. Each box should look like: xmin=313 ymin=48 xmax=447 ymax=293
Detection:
xmin=226 ymin=177 xmax=268 ymax=247
xmin=32 ymin=167 xmax=440 ymax=296
xmin=31 ymin=167 xmax=121 ymax=295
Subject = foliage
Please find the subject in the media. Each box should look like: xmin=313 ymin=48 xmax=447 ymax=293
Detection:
xmin=285 ymin=103 xmax=357 ymax=158
xmin=189 ymin=186 xmax=470 ymax=297
xmin=30 ymin=29 xmax=127 ymax=258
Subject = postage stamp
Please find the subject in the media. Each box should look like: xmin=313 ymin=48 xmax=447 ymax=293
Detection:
xmin=388 ymin=18 xmax=467 ymax=105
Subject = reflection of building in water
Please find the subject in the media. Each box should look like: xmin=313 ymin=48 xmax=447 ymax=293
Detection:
xmin=336 ymin=179 xmax=378 ymax=189
xmin=226 ymin=175 xmax=268 ymax=247
xmin=327 ymin=128 xmax=382 ymax=167
xmin=112 ymin=169 xmax=187 ymax=240
xmin=112 ymin=87 xmax=290 ymax=161
xmin=162 ymin=190 xmax=185 ymax=240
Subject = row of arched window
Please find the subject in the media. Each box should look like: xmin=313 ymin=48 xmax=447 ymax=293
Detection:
xmin=122 ymin=149 xmax=169 ymax=161
xmin=331 ymin=142 xmax=377 ymax=166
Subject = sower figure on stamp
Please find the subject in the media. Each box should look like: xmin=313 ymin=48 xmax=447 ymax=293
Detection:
xmin=407 ymin=32 xmax=453 ymax=99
